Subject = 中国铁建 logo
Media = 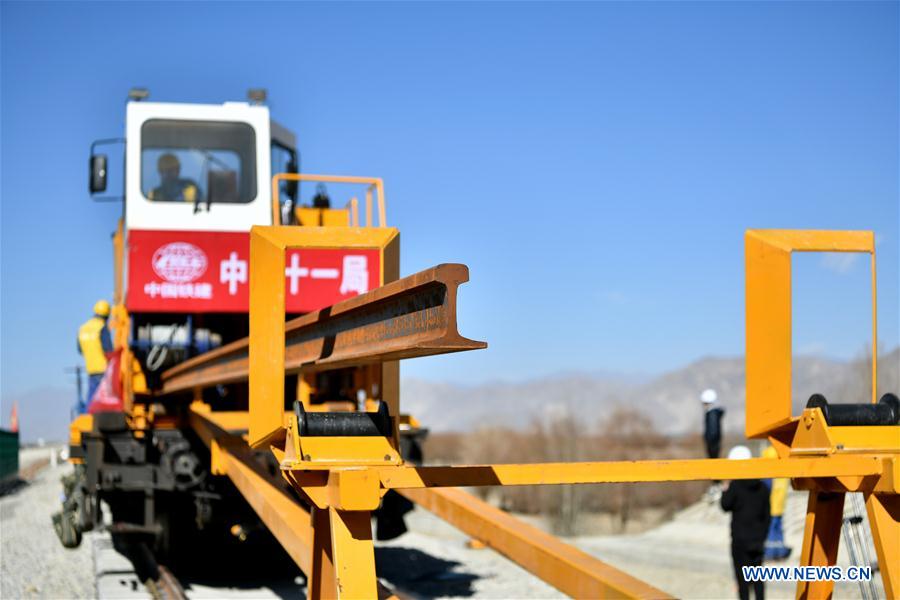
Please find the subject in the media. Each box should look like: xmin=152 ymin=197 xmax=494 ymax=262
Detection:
xmin=151 ymin=242 xmax=208 ymax=283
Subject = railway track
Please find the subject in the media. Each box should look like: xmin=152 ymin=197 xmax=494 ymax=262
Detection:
xmin=145 ymin=565 xmax=185 ymax=600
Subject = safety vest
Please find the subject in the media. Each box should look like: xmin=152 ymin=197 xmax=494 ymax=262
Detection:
xmin=770 ymin=477 xmax=788 ymax=517
xmin=148 ymin=180 xmax=199 ymax=202
xmin=762 ymin=445 xmax=788 ymax=516
xmin=78 ymin=317 xmax=108 ymax=374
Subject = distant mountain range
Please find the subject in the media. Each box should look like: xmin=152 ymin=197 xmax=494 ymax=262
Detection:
xmin=4 ymin=349 xmax=897 ymax=442
xmin=402 ymin=349 xmax=900 ymax=435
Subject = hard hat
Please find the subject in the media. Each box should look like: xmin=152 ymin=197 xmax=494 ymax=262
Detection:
xmin=93 ymin=300 xmax=111 ymax=317
xmin=762 ymin=445 xmax=778 ymax=459
xmin=727 ymin=445 xmax=752 ymax=460
xmin=157 ymin=153 xmax=180 ymax=171
xmin=700 ymin=388 xmax=718 ymax=404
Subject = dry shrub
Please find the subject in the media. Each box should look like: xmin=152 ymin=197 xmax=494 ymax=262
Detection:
xmin=422 ymin=432 xmax=465 ymax=463
xmin=427 ymin=405 xmax=707 ymax=534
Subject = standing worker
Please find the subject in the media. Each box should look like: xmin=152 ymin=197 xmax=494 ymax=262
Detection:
xmin=721 ymin=445 xmax=770 ymax=600
xmin=77 ymin=300 xmax=113 ymax=412
xmin=702 ymin=388 xmax=725 ymax=459
xmin=762 ymin=445 xmax=792 ymax=560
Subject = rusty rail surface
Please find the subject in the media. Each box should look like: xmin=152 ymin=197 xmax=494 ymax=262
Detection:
xmin=160 ymin=263 xmax=485 ymax=394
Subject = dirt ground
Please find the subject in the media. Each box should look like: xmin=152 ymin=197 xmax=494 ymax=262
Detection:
xmin=1 ymin=448 xmax=94 ymax=599
xmin=572 ymin=490 xmax=877 ymax=599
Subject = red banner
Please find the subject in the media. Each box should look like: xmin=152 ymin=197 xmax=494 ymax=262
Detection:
xmin=126 ymin=230 xmax=381 ymax=313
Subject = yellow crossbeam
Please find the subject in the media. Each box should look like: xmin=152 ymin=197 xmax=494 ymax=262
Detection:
xmin=188 ymin=408 xmax=315 ymax=575
xmin=374 ymin=457 xmax=888 ymax=489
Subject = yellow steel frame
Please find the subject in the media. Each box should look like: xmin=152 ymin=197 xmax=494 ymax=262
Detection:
xmin=248 ymin=225 xmax=399 ymax=449
xmin=745 ymin=229 xmax=876 ymax=438
xmin=189 ymin=227 xmax=897 ymax=599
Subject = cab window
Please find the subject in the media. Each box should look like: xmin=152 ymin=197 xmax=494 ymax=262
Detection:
xmin=271 ymin=142 xmax=298 ymax=200
xmin=141 ymin=120 xmax=257 ymax=204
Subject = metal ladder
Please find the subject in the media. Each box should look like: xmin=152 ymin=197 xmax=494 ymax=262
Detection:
xmin=841 ymin=493 xmax=879 ymax=600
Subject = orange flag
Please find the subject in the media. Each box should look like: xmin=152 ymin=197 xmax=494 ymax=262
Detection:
xmin=9 ymin=402 xmax=18 ymax=433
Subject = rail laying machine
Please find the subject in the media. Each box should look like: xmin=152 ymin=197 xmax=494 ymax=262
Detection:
xmin=56 ymin=92 xmax=899 ymax=599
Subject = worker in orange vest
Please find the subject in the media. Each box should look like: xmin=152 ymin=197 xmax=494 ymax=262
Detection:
xmin=77 ymin=300 xmax=113 ymax=412
xmin=148 ymin=153 xmax=200 ymax=203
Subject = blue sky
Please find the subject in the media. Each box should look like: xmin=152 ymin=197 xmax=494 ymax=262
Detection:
xmin=1 ymin=2 xmax=898 ymax=407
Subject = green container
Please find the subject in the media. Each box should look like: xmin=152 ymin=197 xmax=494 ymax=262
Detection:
xmin=0 ymin=429 xmax=19 ymax=481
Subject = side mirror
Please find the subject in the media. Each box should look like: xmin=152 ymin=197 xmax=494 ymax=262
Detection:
xmin=89 ymin=154 xmax=108 ymax=194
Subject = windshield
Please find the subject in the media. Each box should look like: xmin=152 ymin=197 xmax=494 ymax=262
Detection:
xmin=141 ymin=119 xmax=257 ymax=204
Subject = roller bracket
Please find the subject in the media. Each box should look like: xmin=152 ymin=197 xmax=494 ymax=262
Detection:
xmin=294 ymin=401 xmax=392 ymax=438
xmin=805 ymin=393 xmax=900 ymax=427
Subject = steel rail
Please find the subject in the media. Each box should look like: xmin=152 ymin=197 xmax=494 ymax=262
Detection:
xmin=160 ymin=263 xmax=485 ymax=394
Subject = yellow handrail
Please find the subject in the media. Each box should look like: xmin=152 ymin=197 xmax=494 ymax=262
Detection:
xmin=271 ymin=173 xmax=386 ymax=227
xmin=348 ymin=197 xmax=359 ymax=227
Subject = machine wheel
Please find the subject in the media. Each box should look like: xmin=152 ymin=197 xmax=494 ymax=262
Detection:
xmin=52 ymin=510 xmax=82 ymax=548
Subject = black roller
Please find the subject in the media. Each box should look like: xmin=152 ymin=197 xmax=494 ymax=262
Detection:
xmin=294 ymin=400 xmax=393 ymax=437
xmin=805 ymin=393 xmax=900 ymax=427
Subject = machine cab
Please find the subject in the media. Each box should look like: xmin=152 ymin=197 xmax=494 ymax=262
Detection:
xmin=125 ymin=100 xmax=288 ymax=232
xmin=113 ymin=100 xmax=302 ymax=316
xmin=97 ymin=99 xmax=298 ymax=377
xmin=91 ymin=95 xmax=385 ymax=381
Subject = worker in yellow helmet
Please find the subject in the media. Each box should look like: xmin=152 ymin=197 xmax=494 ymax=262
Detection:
xmin=762 ymin=445 xmax=792 ymax=560
xmin=148 ymin=153 xmax=200 ymax=203
xmin=77 ymin=300 xmax=113 ymax=412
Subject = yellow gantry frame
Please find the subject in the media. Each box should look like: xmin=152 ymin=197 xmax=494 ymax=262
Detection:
xmin=745 ymin=229 xmax=877 ymax=438
xmin=248 ymin=225 xmax=400 ymax=450
xmin=197 ymin=227 xmax=897 ymax=599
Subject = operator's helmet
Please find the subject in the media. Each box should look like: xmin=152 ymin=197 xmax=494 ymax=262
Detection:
xmin=157 ymin=153 xmax=180 ymax=172
xmin=727 ymin=445 xmax=752 ymax=460
xmin=700 ymin=388 xmax=718 ymax=404
xmin=93 ymin=300 xmax=111 ymax=318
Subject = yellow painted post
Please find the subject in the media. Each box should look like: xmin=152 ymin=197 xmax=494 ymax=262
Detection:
xmin=870 ymin=252 xmax=878 ymax=403
xmin=745 ymin=230 xmax=793 ymax=438
xmin=865 ymin=493 xmax=899 ymax=599
xmin=796 ymin=491 xmax=845 ymax=600
xmin=308 ymin=507 xmax=337 ymax=599
xmin=249 ymin=227 xmax=287 ymax=448
xmin=374 ymin=182 xmax=386 ymax=227
xmin=328 ymin=508 xmax=377 ymax=599
xmin=349 ymin=197 xmax=358 ymax=227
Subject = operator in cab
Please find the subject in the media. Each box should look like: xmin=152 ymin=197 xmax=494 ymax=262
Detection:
xmin=148 ymin=153 xmax=201 ymax=203
xmin=77 ymin=300 xmax=113 ymax=411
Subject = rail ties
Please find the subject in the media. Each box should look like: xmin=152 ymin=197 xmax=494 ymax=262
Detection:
xmin=159 ymin=263 xmax=485 ymax=395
